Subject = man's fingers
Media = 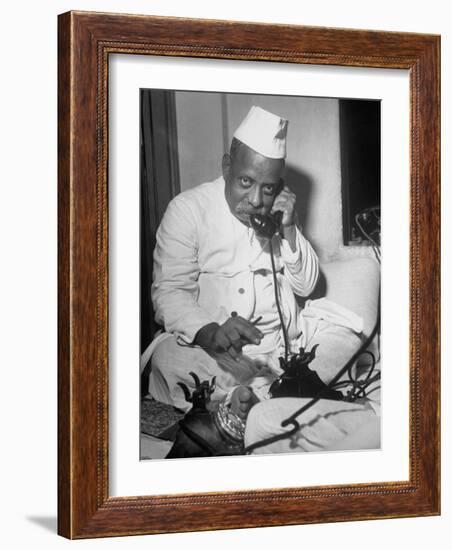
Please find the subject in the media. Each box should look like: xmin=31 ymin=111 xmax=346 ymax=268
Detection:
xmin=220 ymin=316 xmax=263 ymax=350
xmin=281 ymin=184 xmax=294 ymax=196
xmin=231 ymin=317 xmax=263 ymax=344
xmin=238 ymin=317 xmax=264 ymax=340
xmin=215 ymin=329 xmax=243 ymax=361
xmin=219 ymin=332 xmax=242 ymax=361
xmin=215 ymin=331 xmax=231 ymax=352
xmin=272 ymin=194 xmax=295 ymax=211
xmin=226 ymin=344 xmax=241 ymax=361
xmin=225 ymin=327 xmax=243 ymax=351
xmin=271 ymin=186 xmax=296 ymax=226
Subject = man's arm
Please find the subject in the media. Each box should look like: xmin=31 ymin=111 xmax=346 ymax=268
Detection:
xmin=280 ymin=225 xmax=319 ymax=297
xmin=153 ymin=195 xmax=264 ymax=358
xmin=152 ymin=196 xmax=214 ymax=343
xmin=271 ymin=185 xmax=319 ymax=297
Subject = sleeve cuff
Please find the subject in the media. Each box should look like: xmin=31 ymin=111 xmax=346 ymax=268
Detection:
xmin=174 ymin=311 xmax=217 ymax=345
xmin=280 ymin=226 xmax=303 ymax=267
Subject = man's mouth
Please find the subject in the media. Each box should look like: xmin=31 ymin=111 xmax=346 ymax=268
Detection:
xmin=236 ymin=207 xmax=260 ymax=218
xmin=236 ymin=211 xmax=255 ymax=222
xmin=234 ymin=202 xmax=265 ymax=224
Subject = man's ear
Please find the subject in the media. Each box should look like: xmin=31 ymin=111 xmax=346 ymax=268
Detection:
xmin=222 ymin=153 xmax=231 ymax=180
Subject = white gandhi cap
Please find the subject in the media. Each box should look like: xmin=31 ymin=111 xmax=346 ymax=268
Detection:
xmin=233 ymin=106 xmax=288 ymax=159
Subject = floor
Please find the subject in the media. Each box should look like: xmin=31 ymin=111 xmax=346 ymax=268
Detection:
xmin=140 ymin=433 xmax=173 ymax=460
xmin=140 ymin=396 xmax=185 ymax=459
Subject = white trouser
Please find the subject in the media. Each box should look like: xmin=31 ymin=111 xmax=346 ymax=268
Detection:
xmin=244 ymin=397 xmax=380 ymax=454
xmin=148 ymin=335 xmax=278 ymax=410
xmin=147 ymin=299 xmax=365 ymax=412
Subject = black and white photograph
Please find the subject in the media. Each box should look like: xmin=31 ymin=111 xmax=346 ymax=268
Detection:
xmin=139 ymin=90 xmax=381 ymax=460
xmin=1 ymin=0 xmax=446 ymax=545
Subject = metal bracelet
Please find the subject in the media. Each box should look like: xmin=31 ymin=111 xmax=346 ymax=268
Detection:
xmin=214 ymin=395 xmax=246 ymax=442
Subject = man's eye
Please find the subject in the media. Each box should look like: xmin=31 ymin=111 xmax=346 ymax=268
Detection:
xmin=240 ymin=177 xmax=252 ymax=187
xmin=263 ymin=185 xmax=276 ymax=195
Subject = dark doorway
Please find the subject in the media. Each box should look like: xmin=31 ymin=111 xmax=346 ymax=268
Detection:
xmin=140 ymin=89 xmax=180 ymax=353
xmin=339 ymin=99 xmax=381 ymax=246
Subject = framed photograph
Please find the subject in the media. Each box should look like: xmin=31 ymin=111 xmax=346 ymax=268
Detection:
xmin=58 ymin=11 xmax=440 ymax=538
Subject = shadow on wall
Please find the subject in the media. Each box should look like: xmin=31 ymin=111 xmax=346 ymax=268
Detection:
xmin=285 ymin=163 xmax=314 ymax=245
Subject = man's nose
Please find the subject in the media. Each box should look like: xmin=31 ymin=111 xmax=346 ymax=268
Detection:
xmin=248 ymin=185 xmax=263 ymax=208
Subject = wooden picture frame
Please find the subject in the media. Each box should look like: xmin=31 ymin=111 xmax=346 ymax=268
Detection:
xmin=58 ymin=11 xmax=440 ymax=539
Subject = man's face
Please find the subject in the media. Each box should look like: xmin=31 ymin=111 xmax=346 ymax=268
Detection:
xmin=222 ymin=142 xmax=284 ymax=225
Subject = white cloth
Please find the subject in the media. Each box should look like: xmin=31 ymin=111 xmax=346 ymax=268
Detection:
xmin=148 ymin=309 xmax=368 ymax=411
xmin=148 ymin=176 xmax=367 ymax=408
xmin=244 ymin=397 xmax=380 ymax=454
xmin=146 ymin=177 xmax=378 ymax=451
xmin=233 ymin=106 xmax=288 ymax=159
xmin=151 ymin=176 xmax=322 ymax=357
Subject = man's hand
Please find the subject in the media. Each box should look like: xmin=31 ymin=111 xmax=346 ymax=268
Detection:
xmin=271 ymin=184 xmax=298 ymax=251
xmin=194 ymin=314 xmax=263 ymax=361
xmin=271 ymin=184 xmax=296 ymax=228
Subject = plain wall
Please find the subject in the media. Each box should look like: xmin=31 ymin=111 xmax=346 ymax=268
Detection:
xmin=175 ymin=91 xmax=225 ymax=188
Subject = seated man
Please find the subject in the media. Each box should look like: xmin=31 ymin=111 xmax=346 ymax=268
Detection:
xmin=147 ymin=105 xmax=379 ymax=453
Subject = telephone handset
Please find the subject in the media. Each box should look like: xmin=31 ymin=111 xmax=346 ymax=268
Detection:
xmin=249 ymin=210 xmax=283 ymax=239
xmin=248 ymin=179 xmax=285 ymax=238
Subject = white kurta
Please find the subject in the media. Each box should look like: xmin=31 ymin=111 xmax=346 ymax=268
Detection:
xmin=147 ymin=178 xmax=377 ymax=451
xmin=151 ymin=176 xmax=320 ymax=358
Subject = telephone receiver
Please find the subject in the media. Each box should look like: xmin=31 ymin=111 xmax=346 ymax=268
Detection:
xmin=248 ymin=178 xmax=285 ymax=239
xmin=249 ymin=210 xmax=283 ymax=239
